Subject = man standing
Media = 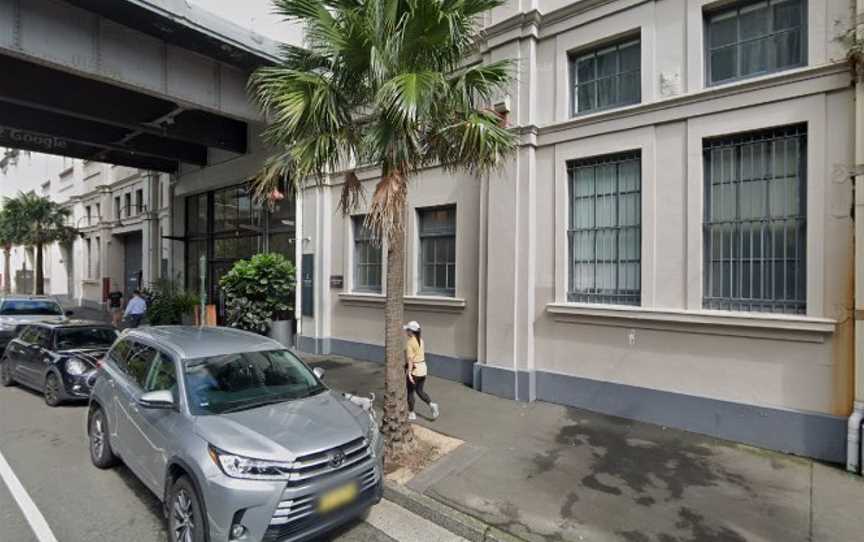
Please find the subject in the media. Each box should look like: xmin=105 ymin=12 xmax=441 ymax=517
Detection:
xmin=124 ymin=289 xmax=147 ymax=328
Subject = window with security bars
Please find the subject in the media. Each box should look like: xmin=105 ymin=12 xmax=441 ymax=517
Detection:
xmin=419 ymin=206 xmax=456 ymax=296
xmin=703 ymin=124 xmax=806 ymax=314
xmin=567 ymin=152 xmax=641 ymax=305
xmin=353 ymin=216 xmax=382 ymax=293
xmin=706 ymin=0 xmax=806 ymax=85
xmin=570 ymin=38 xmax=640 ymax=116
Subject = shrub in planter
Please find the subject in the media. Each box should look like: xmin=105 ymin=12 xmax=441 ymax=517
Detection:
xmin=142 ymin=278 xmax=199 ymax=326
xmin=219 ymin=253 xmax=295 ymax=334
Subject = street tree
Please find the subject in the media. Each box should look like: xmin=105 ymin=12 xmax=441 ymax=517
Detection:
xmin=2 ymin=192 xmax=76 ymax=295
xmin=0 ymin=207 xmax=15 ymax=293
xmin=249 ymin=0 xmax=517 ymax=456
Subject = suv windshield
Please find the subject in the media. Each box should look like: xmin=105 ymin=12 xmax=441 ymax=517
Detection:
xmin=56 ymin=327 xmax=118 ymax=350
xmin=184 ymin=350 xmax=325 ymax=415
xmin=0 ymin=300 xmax=63 ymax=316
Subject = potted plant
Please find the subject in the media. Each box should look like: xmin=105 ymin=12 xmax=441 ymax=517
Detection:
xmin=219 ymin=253 xmax=296 ymax=345
xmin=141 ymin=278 xmax=198 ymax=326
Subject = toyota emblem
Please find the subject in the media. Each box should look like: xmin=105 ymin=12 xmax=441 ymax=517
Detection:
xmin=329 ymin=449 xmax=346 ymax=468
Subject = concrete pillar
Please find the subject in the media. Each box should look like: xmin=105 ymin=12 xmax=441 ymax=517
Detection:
xmin=476 ymin=25 xmax=539 ymax=401
xmin=142 ymin=172 xmax=161 ymax=287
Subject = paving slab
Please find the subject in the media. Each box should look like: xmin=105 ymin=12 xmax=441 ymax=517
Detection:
xmin=811 ymin=462 xmax=864 ymax=542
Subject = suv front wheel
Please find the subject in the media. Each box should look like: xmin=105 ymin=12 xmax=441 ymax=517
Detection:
xmin=169 ymin=476 xmax=206 ymax=542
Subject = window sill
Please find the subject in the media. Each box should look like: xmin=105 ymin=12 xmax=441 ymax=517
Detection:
xmin=338 ymin=292 xmax=467 ymax=312
xmin=545 ymin=303 xmax=836 ymax=343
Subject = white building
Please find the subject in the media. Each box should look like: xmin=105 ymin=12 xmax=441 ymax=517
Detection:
xmin=0 ymin=150 xmax=170 ymax=308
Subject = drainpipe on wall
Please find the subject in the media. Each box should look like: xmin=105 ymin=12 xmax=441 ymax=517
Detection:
xmin=848 ymin=0 xmax=864 ymax=474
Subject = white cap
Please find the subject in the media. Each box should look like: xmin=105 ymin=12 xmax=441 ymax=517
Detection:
xmin=402 ymin=320 xmax=421 ymax=332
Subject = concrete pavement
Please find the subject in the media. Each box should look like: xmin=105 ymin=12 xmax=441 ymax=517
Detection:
xmin=302 ymin=354 xmax=864 ymax=542
xmin=0 ymin=382 xmax=461 ymax=542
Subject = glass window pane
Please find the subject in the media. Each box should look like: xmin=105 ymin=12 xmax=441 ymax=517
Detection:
xmin=577 ymin=82 xmax=596 ymax=113
xmin=619 ymin=42 xmax=640 ymax=71
xmin=709 ymin=13 xmax=738 ymax=49
xmin=597 ymin=77 xmax=616 ymax=109
xmin=596 ymin=47 xmax=617 ymax=77
xmin=576 ymin=55 xmax=595 ymax=82
xmin=741 ymin=38 xmax=768 ymax=76
xmin=773 ymin=0 xmax=802 ymax=30
xmin=739 ymin=2 xmax=769 ymax=40
xmin=618 ymin=71 xmax=640 ymax=105
xmin=711 ymin=47 xmax=738 ymax=82
xmin=774 ymin=30 xmax=801 ymax=68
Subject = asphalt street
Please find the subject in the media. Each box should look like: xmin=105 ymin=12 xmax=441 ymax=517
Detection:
xmin=0 ymin=382 xmax=463 ymax=542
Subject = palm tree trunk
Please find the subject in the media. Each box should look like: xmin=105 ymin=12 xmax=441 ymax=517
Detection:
xmin=35 ymin=241 xmax=44 ymax=295
xmin=3 ymin=246 xmax=10 ymax=294
xmin=381 ymin=194 xmax=414 ymax=457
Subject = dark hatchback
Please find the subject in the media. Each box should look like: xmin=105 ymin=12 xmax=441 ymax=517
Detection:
xmin=0 ymin=321 xmax=118 ymax=406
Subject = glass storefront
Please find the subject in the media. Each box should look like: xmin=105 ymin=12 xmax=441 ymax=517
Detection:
xmin=185 ymin=183 xmax=295 ymax=320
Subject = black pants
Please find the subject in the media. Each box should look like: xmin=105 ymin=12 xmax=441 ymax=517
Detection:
xmin=125 ymin=314 xmax=143 ymax=328
xmin=407 ymin=376 xmax=432 ymax=412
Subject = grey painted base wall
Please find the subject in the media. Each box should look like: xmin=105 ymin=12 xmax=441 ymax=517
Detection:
xmin=474 ymin=364 xmax=847 ymax=465
xmin=297 ymin=335 xmax=847 ymax=464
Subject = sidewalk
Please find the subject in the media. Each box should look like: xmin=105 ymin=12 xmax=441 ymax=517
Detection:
xmin=301 ymin=354 xmax=864 ymax=542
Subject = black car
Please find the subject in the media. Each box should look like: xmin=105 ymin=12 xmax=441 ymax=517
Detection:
xmin=0 ymin=321 xmax=118 ymax=406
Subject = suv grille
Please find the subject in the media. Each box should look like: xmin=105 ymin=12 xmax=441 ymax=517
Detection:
xmin=270 ymin=466 xmax=378 ymax=527
xmin=285 ymin=437 xmax=370 ymax=487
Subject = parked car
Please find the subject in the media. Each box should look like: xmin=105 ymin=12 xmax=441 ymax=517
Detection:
xmin=87 ymin=326 xmax=383 ymax=542
xmin=0 ymin=296 xmax=73 ymax=350
xmin=0 ymin=321 xmax=118 ymax=406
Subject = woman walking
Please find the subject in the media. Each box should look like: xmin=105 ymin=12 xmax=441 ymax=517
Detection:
xmin=404 ymin=320 xmax=439 ymax=421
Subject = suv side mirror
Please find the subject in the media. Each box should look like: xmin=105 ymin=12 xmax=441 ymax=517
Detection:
xmin=313 ymin=367 xmax=325 ymax=380
xmin=64 ymin=310 xmax=74 ymax=317
xmin=139 ymin=390 xmax=174 ymax=409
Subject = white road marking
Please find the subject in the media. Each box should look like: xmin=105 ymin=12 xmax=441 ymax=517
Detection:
xmin=366 ymin=499 xmax=468 ymax=542
xmin=0 ymin=448 xmax=58 ymax=542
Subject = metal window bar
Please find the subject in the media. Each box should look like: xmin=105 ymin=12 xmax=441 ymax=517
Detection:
xmin=353 ymin=216 xmax=382 ymax=292
xmin=419 ymin=206 xmax=456 ymax=296
xmin=570 ymin=39 xmax=641 ymax=116
xmin=567 ymin=151 xmax=641 ymax=306
xmin=705 ymin=0 xmax=805 ymax=85
xmin=702 ymin=124 xmax=806 ymax=314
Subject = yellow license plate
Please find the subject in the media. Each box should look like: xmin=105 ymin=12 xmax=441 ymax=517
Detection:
xmin=318 ymin=483 xmax=359 ymax=514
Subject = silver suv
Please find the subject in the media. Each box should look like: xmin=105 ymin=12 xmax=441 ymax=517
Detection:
xmin=87 ymin=326 xmax=383 ymax=542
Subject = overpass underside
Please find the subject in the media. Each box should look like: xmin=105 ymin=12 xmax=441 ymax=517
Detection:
xmin=0 ymin=0 xmax=276 ymax=172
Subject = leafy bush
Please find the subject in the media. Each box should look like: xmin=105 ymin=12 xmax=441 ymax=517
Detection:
xmin=142 ymin=278 xmax=199 ymax=326
xmin=219 ymin=253 xmax=295 ymax=334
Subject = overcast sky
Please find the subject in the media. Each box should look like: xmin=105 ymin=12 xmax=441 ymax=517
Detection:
xmin=189 ymin=0 xmax=299 ymax=43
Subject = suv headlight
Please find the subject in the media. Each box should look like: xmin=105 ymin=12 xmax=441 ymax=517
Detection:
xmin=367 ymin=411 xmax=381 ymax=455
xmin=66 ymin=358 xmax=88 ymax=376
xmin=208 ymin=446 xmax=292 ymax=481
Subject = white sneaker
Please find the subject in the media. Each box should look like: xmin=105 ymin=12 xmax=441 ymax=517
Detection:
xmin=430 ymin=403 xmax=440 ymax=420
xmin=408 ymin=411 xmax=417 ymax=421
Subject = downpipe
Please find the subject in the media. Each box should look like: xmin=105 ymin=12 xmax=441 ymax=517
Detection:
xmin=848 ymin=402 xmax=864 ymax=473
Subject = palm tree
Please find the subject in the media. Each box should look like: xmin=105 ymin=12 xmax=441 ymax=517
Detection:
xmin=3 ymin=192 xmax=75 ymax=295
xmin=0 ymin=208 xmax=15 ymax=294
xmin=249 ymin=0 xmax=517 ymax=455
